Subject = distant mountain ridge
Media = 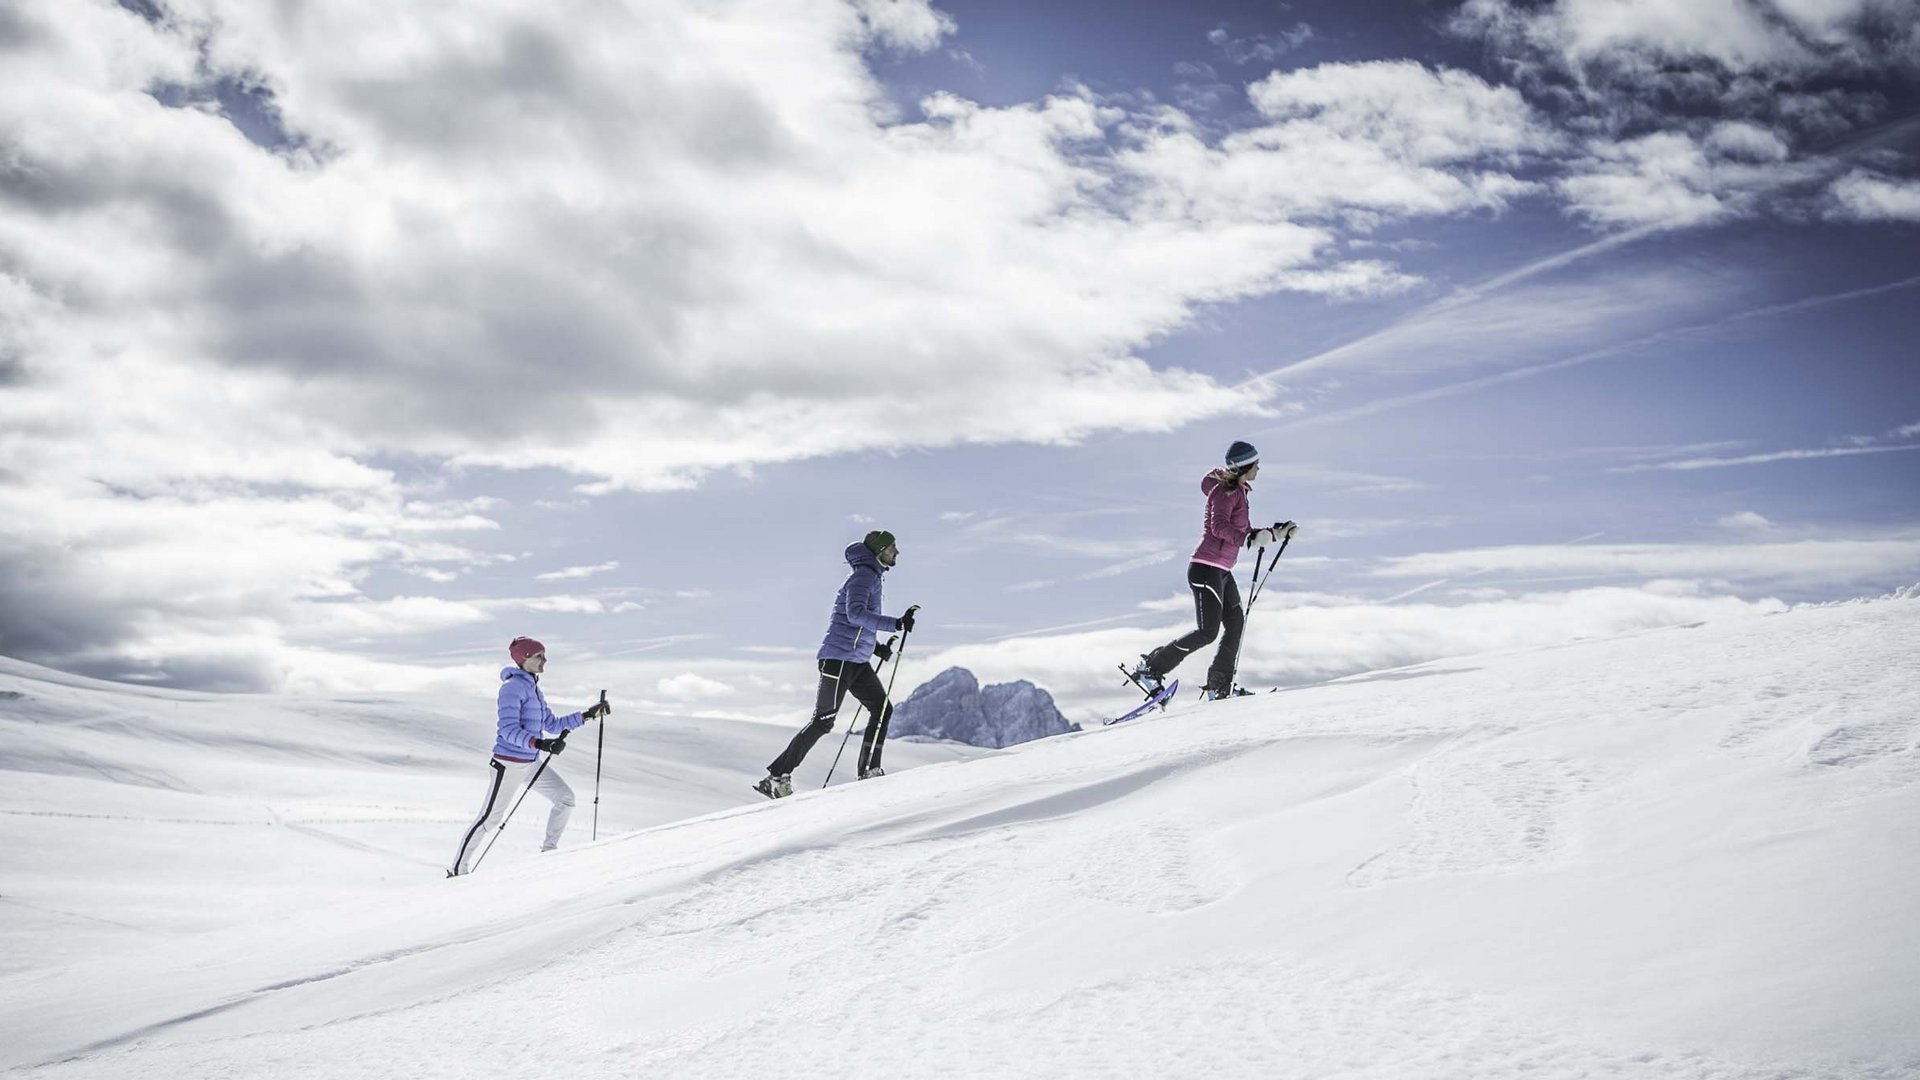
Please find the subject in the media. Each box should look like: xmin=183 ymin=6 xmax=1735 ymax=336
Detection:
xmin=889 ymin=666 xmax=1076 ymax=748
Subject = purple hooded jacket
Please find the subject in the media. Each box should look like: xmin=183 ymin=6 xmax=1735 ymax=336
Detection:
xmin=1190 ymin=469 xmax=1253 ymax=572
xmin=493 ymin=666 xmax=585 ymax=762
xmin=817 ymin=541 xmax=900 ymax=663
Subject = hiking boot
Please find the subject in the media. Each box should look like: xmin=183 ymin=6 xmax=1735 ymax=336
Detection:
xmin=1127 ymin=658 xmax=1164 ymax=696
xmin=753 ymin=773 xmax=793 ymax=799
xmin=1201 ymin=685 xmax=1254 ymax=701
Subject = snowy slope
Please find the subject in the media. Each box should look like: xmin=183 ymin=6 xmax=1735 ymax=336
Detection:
xmin=0 ymin=659 xmax=979 ymax=979
xmin=3 ymin=596 xmax=1918 ymax=1079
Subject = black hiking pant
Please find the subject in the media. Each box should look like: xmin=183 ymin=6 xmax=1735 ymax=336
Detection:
xmin=1143 ymin=562 xmax=1243 ymax=693
xmin=767 ymin=658 xmax=893 ymax=777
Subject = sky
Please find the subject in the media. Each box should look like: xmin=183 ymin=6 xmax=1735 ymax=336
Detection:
xmin=0 ymin=0 xmax=1916 ymax=725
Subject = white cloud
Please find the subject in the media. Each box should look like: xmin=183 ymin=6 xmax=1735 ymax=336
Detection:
xmin=1457 ymin=0 xmax=1810 ymax=73
xmin=1452 ymin=0 xmax=1920 ymax=89
xmin=1260 ymin=261 xmax=1747 ymax=385
xmin=535 ymin=561 xmax=620 ymax=582
xmin=510 ymin=596 xmax=610 ymax=615
xmin=1716 ymin=511 xmax=1775 ymax=531
xmin=1245 ymin=62 xmax=1553 ymax=164
xmin=1122 ymin=62 xmax=1554 ymax=231
xmin=2 ymin=0 xmax=1394 ymax=510
xmin=1705 ymin=120 xmax=1790 ymax=162
xmin=1617 ymin=417 xmax=1920 ymax=472
xmin=291 ymin=596 xmax=493 ymax=640
xmin=1449 ymin=0 xmax=1919 ymax=228
xmin=1079 ymin=551 xmax=1177 ymax=580
xmin=1259 ymin=463 xmax=1432 ymax=495
xmin=1616 ymin=444 xmax=1920 ymax=471
xmin=1827 ymin=170 xmax=1920 ymax=221
xmin=1136 ymin=592 xmax=1198 ymax=613
xmin=1557 ymin=130 xmax=1820 ymax=229
xmin=947 ymin=512 xmax=1172 ymax=562
xmin=1372 ymin=537 xmax=1920 ymax=590
xmin=1208 ymin=22 xmax=1316 ymax=66
xmin=656 ymin=672 xmax=737 ymax=700
xmin=849 ymin=0 xmax=956 ymax=52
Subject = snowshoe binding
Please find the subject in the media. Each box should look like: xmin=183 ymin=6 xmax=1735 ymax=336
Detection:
xmin=1122 ymin=657 xmax=1164 ymax=699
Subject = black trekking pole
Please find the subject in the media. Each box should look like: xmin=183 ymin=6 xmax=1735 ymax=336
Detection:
xmin=469 ymin=728 xmax=570 ymax=873
xmin=1225 ymin=529 xmax=1292 ymax=692
xmin=823 ymin=638 xmax=890 ymax=788
xmin=821 ymin=702 xmax=867 ymax=788
xmin=867 ymin=625 xmax=913 ymax=775
xmin=821 ymin=622 xmax=910 ymax=780
xmin=591 ymin=689 xmax=607 ymax=841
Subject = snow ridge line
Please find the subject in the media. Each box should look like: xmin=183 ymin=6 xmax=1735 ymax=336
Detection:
xmin=0 ymin=809 xmax=472 ymax=826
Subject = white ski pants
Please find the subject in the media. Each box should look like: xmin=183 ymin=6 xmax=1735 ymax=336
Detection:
xmin=449 ymin=756 xmax=575 ymax=874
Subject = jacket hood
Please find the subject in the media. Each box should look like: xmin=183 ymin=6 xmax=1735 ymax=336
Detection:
xmin=501 ymin=665 xmax=537 ymax=684
xmin=844 ymin=541 xmax=887 ymax=572
xmin=1202 ymin=469 xmax=1249 ymax=495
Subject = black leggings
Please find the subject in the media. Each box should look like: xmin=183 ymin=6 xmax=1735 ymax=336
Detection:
xmin=1143 ymin=562 xmax=1244 ymax=693
xmin=767 ymin=658 xmax=893 ymax=777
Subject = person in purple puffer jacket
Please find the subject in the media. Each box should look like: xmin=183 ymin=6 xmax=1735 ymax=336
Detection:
xmin=447 ymin=636 xmax=609 ymax=876
xmin=1131 ymin=441 xmax=1296 ymax=700
xmin=755 ymin=531 xmax=918 ymax=799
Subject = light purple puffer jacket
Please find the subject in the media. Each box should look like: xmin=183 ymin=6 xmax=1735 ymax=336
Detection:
xmin=817 ymin=542 xmax=900 ymax=663
xmin=493 ymin=666 xmax=585 ymax=762
xmin=1190 ymin=470 xmax=1252 ymax=572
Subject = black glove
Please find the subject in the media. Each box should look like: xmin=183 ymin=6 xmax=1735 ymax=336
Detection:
xmin=873 ymin=639 xmax=894 ymax=662
xmin=1276 ymin=520 xmax=1298 ymax=540
xmin=532 ymin=736 xmax=567 ymax=754
xmin=895 ymin=605 xmax=919 ymax=634
xmin=582 ymin=700 xmax=611 ymax=721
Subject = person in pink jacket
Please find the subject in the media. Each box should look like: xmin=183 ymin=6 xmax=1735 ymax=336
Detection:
xmin=1130 ymin=441 xmax=1295 ymax=700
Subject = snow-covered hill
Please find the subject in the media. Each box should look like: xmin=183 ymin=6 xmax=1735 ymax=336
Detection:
xmin=3 ymin=596 xmax=1918 ymax=1079
xmin=0 ymin=660 xmax=979 ymax=979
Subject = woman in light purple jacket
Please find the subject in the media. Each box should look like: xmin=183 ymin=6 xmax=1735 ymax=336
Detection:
xmin=447 ymin=637 xmax=608 ymax=876
xmin=1131 ymin=442 xmax=1294 ymax=700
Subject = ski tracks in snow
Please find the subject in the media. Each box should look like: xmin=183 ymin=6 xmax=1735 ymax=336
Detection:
xmin=1346 ymin=751 xmax=1596 ymax=887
